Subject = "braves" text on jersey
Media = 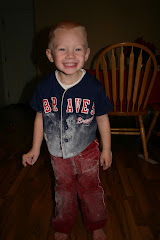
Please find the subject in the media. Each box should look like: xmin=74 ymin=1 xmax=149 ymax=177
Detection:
xmin=43 ymin=97 xmax=95 ymax=115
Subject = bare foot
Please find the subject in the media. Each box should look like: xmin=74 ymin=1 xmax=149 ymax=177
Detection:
xmin=93 ymin=228 xmax=106 ymax=240
xmin=54 ymin=232 xmax=68 ymax=240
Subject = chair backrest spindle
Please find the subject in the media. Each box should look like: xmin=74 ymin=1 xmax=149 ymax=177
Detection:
xmin=132 ymin=49 xmax=142 ymax=112
xmin=120 ymin=46 xmax=124 ymax=112
xmin=127 ymin=47 xmax=134 ymax=112
xmin=137 ymin=56 xmax=151 ymax=111
xmin=111 ymin=49 xmax=117 ymax=111
xmin=102 ymin=56 xmax=110 ymax=99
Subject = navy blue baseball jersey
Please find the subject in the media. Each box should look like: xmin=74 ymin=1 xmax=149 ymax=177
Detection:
xmin=31 ymin=71 xmax=113 ymax=159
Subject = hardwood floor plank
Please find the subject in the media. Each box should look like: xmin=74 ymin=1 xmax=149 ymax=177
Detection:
xmin=127 ymin=168 xmax=160 ymax=239
xmin=104 ymin=197 xmax=125 ymax=240
xmin=138 ymin=226 xmax=154 ymax=240
xmin=99 ymin=168 xmax=112 ymax=196
xmin=122 ymin=200 xmax=143 ymax=240
xmin=127 ymin=168 xmax=153 ymax=217
xmin=114 ymin=154 xmax=135 ymax=197
xmin=104 ymin=167 xmax=126 ymax=200
xmin=127 ymin=196 xmax=145 ymax=225
xmin=0 ymin=158 xmax=53 ymax=240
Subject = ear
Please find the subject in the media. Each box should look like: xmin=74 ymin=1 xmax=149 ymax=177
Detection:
xmin=85 ymin=48 xmax=90 ymax=62
xmin=46 ymin=49 xmax=54 ymax=63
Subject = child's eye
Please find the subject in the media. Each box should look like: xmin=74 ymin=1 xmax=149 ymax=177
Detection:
xmin=59 ymin=48 xmax=66 ymax=51
xmin=75 ymin=48 xmax=81 ymax=51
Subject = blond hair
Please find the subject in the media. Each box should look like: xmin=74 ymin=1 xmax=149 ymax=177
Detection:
xmin=48 ymin=21 xmax=88 ymax=50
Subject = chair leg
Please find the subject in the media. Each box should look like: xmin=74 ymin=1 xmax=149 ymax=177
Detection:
xmin=138 ymin=115 xmax=148 ymax=161
xmin=146 ymin=111 xmax=159 ymax=143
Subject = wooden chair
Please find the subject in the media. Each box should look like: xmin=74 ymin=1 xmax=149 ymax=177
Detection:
xmin=96 ymin=42 xmax=157 ymax=161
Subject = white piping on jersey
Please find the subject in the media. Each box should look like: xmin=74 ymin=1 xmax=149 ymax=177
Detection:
xmin=60 ymin=90 xmax=67 ymax=156
xmin=58 ymin=70 xmax=86 ymax=157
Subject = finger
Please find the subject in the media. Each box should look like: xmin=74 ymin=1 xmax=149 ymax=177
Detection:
xmin=100 ymin=157 xmax=104 ymax=166
xmin=23 ymin=153 xmax=33 ymax=161
xmin=30 ymin=155 xmax=38 ymax=165
xmin=22 ymin=156 xmax=33 ymax=167
xmin=22 ymin=156 xmax=28 ymax=167
xmin=23 ymin=153 xmax=33 ymax=160
xmin=32 ymin=155 xmax=38 ymax=163
xmin=103 ymin=161 xmax=112 ymax=170
xmin=22 ymin=160 xmax=27 ymax=167
xmin=103 ymin=165 xmax=109 ymax=170
xmin=103 ymin=164 xmax=109 ymax=170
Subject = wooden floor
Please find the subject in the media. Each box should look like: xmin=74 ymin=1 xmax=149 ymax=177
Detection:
xmin=0 ymin=104 xmax=160 ymax=240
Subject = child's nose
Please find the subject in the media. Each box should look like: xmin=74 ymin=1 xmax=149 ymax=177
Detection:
xmin=66 ymin=50 xmax=75 ymax=58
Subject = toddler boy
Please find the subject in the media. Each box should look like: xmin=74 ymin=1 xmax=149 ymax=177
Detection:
xmin=22 ymin=21 xmax=113 ymax=240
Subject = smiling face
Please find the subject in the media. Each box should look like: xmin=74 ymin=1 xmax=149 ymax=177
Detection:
xmin=46 ymin=27 xmax=90 ymax=81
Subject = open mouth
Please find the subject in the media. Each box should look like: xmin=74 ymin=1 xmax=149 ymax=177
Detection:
xmin=63 ymin=62 xmax=77 ymax=67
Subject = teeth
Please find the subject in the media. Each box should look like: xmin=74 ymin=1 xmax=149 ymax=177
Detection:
xmin=64 ymin=63 xmax=76 ymax=66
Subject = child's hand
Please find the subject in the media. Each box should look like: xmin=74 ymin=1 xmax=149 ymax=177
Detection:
xmin=22 ymin=148 xmax=40 ymax=167
xmin=100 ymin=149 xmax=112 ymax=170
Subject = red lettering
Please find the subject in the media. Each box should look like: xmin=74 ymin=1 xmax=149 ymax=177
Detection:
xmin=43 ymin=99 xmax=51 ymax=113
xmin=81 ymin=99 xmax=90 ymax=114
xmin=66 ymin=98 xmax=73 ymax=113
xmin=75 ymin=98 xmax=82 ymax=113
xmin=51 ymin=97 xmax=58 ymax=112
xmin=91 ymin=102 xmax=95 ymax=115
xmin=77 ymin=117 xmax=83 ymax=124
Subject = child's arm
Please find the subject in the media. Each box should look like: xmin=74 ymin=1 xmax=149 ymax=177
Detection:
xmin=96 ymin=114 xmax=112 ymax=170
xmin=22 ymin=112 xmax=43 ymax=167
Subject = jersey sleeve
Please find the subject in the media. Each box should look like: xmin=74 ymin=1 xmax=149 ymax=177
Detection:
xmin=30 ymin=84 xmax=43 ymax=113
xmin=94 ymin=81 xmax=113 ymax=116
